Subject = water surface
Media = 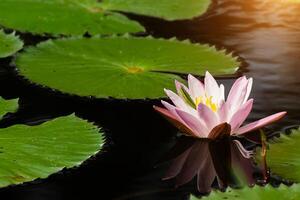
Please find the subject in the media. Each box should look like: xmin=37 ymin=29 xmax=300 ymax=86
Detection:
xmin=1 ymin=0 xmax=300 ymax=199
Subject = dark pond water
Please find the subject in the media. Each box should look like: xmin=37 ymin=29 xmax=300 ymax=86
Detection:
xmin=0 ymin=0 xmax=300 ymax=199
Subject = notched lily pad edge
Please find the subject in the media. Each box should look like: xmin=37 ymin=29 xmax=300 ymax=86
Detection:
xmin=0 ymin=29 xmax=24 ymax=58
xmin=101 ymin=0 xmax=214 ymax=21
xmin=191 ymin=184 xmax=300 ymax=199
xmin=0 ymin=4 xmax=145 ymax=37
xmin=11 ymin=34 xmax=240 ymax=100
xmin=0 ymin=14 xmax=145 ymax=37
xmin=0 ymin=26 xmax=60 ymax=38
xmin=0 ymin=97 xmax=19 ymax=121
xmin=0 ymin=113 xmax=104 ymax=190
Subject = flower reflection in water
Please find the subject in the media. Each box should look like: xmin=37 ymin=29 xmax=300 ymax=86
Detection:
xmin=161 ymin=126 xmax=255 ymax=193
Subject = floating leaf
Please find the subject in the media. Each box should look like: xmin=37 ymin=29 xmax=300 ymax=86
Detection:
xmin=0 ymin=30 xmax=23 ymax=58
xmin=101 ymin=0 xmax=212 ymax=20
xmin=15 ymin=36 xmax=239 ymax=99
xmin=191 ymin=185 xmax=300 ymax=200
xmin=0 ymin=114 xmax=103 ymax=188
xmin=0 ymin=97 xmax=18 ymax=118
xmin=0 ymin=0 xmax=213 ymax=36
xmin=0 ymin=0 xmax=144 ymax=36
xmin=256 ymin=128 xmax=300 ymax=182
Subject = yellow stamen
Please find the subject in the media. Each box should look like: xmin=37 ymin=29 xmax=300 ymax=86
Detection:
xmin=195 ymin=95 xmax=218 ymax=112
xmin=195 ymin=96 xmax=203 ymax=107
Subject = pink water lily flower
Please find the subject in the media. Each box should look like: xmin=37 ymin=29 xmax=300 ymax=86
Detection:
xmin=154 ymin=72 xmax=286 ymax=140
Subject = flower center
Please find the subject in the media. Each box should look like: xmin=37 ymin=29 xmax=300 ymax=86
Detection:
xmin=126 ymin=66 xmax=144 ymax=74
xmin=195 ymin=96 xmax=218 ymax=112
xmin=87 ymin=7 xmax=103 ymax=13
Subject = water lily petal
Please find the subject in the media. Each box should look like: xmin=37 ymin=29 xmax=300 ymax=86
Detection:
xmin=176 ymin=82 xmax=197 ymax=109
xmin=198 ymin=103 xmax=219 ymax=131
xmin=175 ymin=80 xmax=189 ymax=96
xmin=243 ymin=78 xmax=253 ymax=104
xmin=229 ymin=99 xmax=254 ymax=133
xmin=164 ymin=89 xmax=194 ymax=113
xmin=161 ymin=100 xmax=180 ymax=119
xmin=153 ymin=106 xmax=198 ymax=137
xmin=219 ymin=84 xmax=225 ymax=103
xmin=235 ymin=111 xmax=287 ymax=135
xmin=227 ymin=76 xmax=248 ymax=113
xmin=176 ymin=109 xmax=209 ymax=137
xmin=188 ymin=74 xmax=205 ymax=99
xmin=205 ymin=71 xmax=220 ymax=102
xmin=161 ymin=100 xmax=196 ymax=131
xmin=218 ymin=101 xmax=229 ymax=123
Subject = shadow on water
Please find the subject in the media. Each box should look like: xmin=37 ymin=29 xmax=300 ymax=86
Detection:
xmin=0 ymin=0 xmax=300 ymax=199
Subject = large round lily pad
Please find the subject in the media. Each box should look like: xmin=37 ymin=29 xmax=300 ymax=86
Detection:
xmin=256 ymin=128 xmax=300 ymax=182
xmin=0 ymin=113 xmax=103 ymax=188
xmin=0 ymin=0 xmax=144 ymax=36
xmin=15 ymin=36 xmax=239 ymax=99
xmin=101 ymin=0 xmax=212 ymax=20
xmin=0 ymin=30 xmax=23 ymax=58
xmin=191 ymin=185 xmax=300 ymax=200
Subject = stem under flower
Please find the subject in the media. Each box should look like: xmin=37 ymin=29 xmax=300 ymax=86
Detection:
xmin=260 ymin=129 xmax=269 ymax=183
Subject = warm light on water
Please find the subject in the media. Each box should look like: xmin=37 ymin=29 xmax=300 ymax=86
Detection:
xmin=1 ymin=0 xmax=300 ymax=199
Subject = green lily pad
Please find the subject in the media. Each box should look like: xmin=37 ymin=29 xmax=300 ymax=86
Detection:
xmin=0 ymin=0 xmax=144 ymax=36
xmin=0 ymin=30 xmax=23 ymax=58
xmin=191 ymin=185 xmax=300 ymax=200
xmin=101 ymin=0 xmax=212 ymax=20
xmin=0 ymin=114 xmax=103 ymax=188
xmin=0 ymin=97 xmax=18 ymax=117
xmin=256 ymin=128 xmax=300 ymax=182
xmin=0 ymin=0 xmax=212 ymax=36
xmin=15 ymin=36 xmax=239 ymax=99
